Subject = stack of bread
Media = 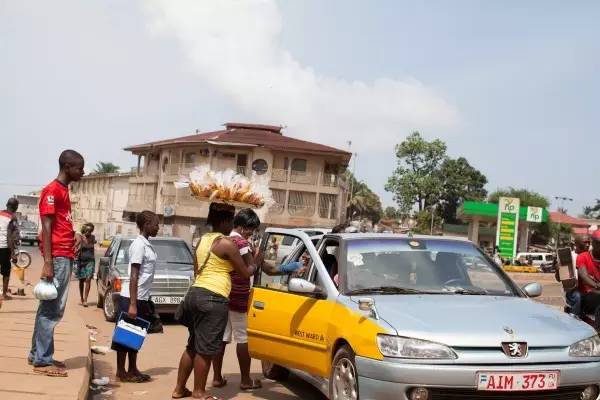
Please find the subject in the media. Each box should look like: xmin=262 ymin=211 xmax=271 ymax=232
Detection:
xmin=175 ymin=165 xmax=270 ymax=208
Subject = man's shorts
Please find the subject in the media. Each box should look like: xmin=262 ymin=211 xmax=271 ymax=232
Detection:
xmin=0 ymin=248 xmax=11 ymax=277
xmin=223 ymin=310 xmax=248 ymax=344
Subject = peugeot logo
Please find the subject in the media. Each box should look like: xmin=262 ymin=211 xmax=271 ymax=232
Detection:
xmin=502 ymin=342 xmax=528 ymax=358
xmin=503 ymin=326 xmax=514 ymax=335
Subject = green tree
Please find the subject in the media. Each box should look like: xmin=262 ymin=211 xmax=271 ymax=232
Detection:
xmin=583 ymin=199 xmax=600 ymax=219
xmin=383 ymin=206 xmax=400 ymax=220
xmin=346 ymin=171 xmax=383 ymax=223
xmin=385 ymin=132 xmax=447 ymax=213
xmin=94 ymin=162 xmax=120 ymax=174
xmin=438 ymin=157 xmax=488 ymax=223
xmin=413 ymin=209 xmax=443 ymax=235
xmin=488 ymin=188 xmax=550 ymax=208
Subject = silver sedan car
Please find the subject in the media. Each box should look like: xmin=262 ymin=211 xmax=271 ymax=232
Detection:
xmin=248 ymin=230 xmax=600 ymax=400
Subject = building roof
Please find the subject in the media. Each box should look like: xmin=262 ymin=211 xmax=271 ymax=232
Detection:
xmin=549 ymin=211 xmax=590 ymax=227
xmin=124 ymin=122 xmax=351 ymax=159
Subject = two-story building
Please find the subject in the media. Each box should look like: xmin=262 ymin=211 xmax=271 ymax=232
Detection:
xmin=123 ymin=122 xmax=351 ymax=243
xmin=70 ymin=172 xmax=135 ymax=240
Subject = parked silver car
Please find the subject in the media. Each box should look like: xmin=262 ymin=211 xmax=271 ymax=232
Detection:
xmin=96 ymin=236 xmax=194 ymax=321
xmin=248 ymin=230 xmax=600 ymax=400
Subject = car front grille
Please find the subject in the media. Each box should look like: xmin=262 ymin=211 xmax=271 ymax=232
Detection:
xmin=151 ymin=277 xmax=191 ymax=296
xmin=428 ymin=386 xmax=587 ymax=400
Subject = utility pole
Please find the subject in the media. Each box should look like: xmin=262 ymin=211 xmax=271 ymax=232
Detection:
xmin=430 ymin=204 xmax=435 ymax=235
xmin=554 ymin=196 xmax=573 ymax=248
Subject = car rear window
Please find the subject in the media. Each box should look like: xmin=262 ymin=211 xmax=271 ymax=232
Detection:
xmin=116 ymin=240 xmax=193 ymax=265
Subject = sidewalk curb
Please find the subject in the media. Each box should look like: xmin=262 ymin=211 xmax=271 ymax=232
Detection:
xmin=78 ymin=339 xmax=92 ymax=400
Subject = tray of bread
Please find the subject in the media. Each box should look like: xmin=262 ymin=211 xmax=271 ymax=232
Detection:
xmin=175 ymin=165 xmax=271 ymax=209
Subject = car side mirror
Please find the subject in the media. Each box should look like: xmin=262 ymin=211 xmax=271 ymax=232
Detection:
xmin=522 ymin=282 xmax=542 ymax=298
xmin=288 ymin=278 xmax=326 ymax=299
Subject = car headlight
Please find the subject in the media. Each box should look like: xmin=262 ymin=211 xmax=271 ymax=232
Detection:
xmin=377 ymin=334 xmax=457 ymax=359
xmin=569 ymin=335 xmax=600 ymax=357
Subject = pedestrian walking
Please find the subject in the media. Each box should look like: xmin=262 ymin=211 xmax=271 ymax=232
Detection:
xmin=111 ymin=210 xmax=159 ymax=383
xmin=211 ymin=208 xmax=262 ymax=391
xmin=172 ymin=203 xmax=256 ymax=400
xmin=75 ymin=223 xmax=96 ymax=307
xmin=29 ymin=150 xmax=84 ymax=377
xmin=0 ymin=198 xmax=19 ymax=300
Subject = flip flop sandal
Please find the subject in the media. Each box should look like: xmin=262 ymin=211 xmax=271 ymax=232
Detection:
xmin=136 ymin=373 xmax=151 ymax=382
xmin=172 ymin=388 xmax=192 ymax=399
xmin=202 ymin=396 xmax=223 ymax=400
xmin=212 ymin=379 xmax=227 ymax=388
xmin=120 ymin=375 xmax=147 ymax=383
xmin=29 ymin=360 xmax=66 ymax=368
xmin=240 ymin=379 xmax=262 ymax=391
xmin=33 ymin=366 xmax=68 ymax=377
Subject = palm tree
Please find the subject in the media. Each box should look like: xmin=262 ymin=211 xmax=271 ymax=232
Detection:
xmin=94 ymin=162 xmax=120 ymax=174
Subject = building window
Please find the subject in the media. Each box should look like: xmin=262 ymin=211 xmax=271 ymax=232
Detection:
xmin=288 ymin=191 xmax=316 ymax=217
xmin=291 ymin=158 xmax=307 ymax=173
xmin=252 ymin=159 xmax=268 ymax=175
xmin=319 ymin=194 xmax=338 ymax=219
xmin=184 ymin=152 xmax=196 ymax=165
xmin=270 ymin=189 xmax=286 ymax=214
xmin=220 ymin=152 xmax=236 ymax=159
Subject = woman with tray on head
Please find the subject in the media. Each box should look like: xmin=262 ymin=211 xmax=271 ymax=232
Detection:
xmin=172 ymin=203 xmax=257 ymax=400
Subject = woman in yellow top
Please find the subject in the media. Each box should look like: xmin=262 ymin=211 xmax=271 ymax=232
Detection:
xmin=172 ymin=203 xmax=256 ymax=400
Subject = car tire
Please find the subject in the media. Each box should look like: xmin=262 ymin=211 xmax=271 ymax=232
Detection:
xmin=96 ymin=282 xmax=104 ymax=308
xmin=103 ymin=287 xmax=116 ymax=322
xmin=329 ymin=345 xmax=359 ymax=400
xmin=261 ymin=360 xmax=290 ymax=381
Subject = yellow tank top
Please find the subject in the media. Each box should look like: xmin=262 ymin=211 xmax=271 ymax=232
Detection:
xmin=193 ymin=232 xmax=233 ymax=298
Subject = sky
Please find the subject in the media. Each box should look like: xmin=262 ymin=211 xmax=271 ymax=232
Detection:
xmin=2 ymin=0 xmax=599 ymax=215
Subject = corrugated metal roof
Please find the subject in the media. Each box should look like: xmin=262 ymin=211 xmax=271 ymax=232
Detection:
xmin=124 ymin=122 xmax=351 ymax=158
xmin=549 ymin=211 xmax=590 ymax=227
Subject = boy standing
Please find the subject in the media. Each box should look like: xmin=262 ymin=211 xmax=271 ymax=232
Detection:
xmin=0 ymin=198 xmax=19 ymax=300
xmin=29 ymin=150 xmax=84 ymax=377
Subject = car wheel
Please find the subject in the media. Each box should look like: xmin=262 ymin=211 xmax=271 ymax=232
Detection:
xmin=103 ymin=287 xmax=116 ymax=322
xmin=261 ymin=360 xmax=289 ymax=381
xmin=330 ymin=345 xmax=359 ymax=400
xmin=96 ymin=282 xmax=104 ymax=308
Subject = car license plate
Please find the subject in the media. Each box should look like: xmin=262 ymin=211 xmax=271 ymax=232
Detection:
xmin=477 ymin=371 xmax=559 ymax=391
xmin=152 ymin=296 xmax=183 ymax=305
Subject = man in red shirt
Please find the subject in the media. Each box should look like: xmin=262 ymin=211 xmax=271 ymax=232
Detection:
xmin=578 ymin=230 xmax=600 ymax=327
xmin=29 ymin=150 xmax=84 ymax=377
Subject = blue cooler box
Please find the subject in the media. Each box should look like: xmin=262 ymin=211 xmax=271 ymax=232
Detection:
xmin=112 ymin=313 xmax=150 ymax=351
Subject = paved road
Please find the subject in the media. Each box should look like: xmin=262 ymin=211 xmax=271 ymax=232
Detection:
xmin=24 ymin=245 xmax=325 ymax=400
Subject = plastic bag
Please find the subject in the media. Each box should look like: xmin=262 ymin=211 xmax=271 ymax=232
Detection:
xmin=175 ymin=164 xmax=272 ymax=208
xmin=33 ymin=280 xmax=58 ymax=301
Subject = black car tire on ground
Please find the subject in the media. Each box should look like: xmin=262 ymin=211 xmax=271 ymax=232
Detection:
xmin=103 ymin=287 xmax=116 ymax=322
xmin=262 ymin=360 xmax=290 ymax=381
xmin=96 ymin=282 xmax=104 ymax=308
xmin=329 ymin=345 xmax=359 ymax=400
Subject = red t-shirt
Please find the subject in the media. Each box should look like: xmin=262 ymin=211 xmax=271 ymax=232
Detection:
xmin=228 ymin=233 xmax=252 ymax=313
xmin=39 ymin=180 xmax=75 ymax=259
xmin=577 ymin=251 xmax=600 ymax=294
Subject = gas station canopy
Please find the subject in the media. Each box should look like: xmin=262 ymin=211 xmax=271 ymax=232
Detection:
xmin=458 ymin=201 xmax=549 ymax=223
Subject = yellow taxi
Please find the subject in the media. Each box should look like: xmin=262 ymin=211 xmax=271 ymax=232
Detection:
xmin=248 ymin=229 xmax=600 ymax=400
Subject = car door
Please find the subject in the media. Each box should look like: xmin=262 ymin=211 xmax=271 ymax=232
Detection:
xmin=98 ymin=238 xmax=119 ymax=294
xmin=248 ymin=228 xmax=339 ymax=377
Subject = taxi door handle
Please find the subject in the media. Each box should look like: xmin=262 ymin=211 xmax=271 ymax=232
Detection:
xmin=253 ymin=301 xmax=265 ymax=310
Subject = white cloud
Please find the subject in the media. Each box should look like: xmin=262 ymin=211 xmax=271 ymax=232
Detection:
xmin=144 ymin=0 xmax=459 ymax=151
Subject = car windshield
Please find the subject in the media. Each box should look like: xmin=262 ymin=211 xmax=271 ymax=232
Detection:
xmin=115 ymin=239 xmax=194 ymax=268
xmin=19 ymin=221 xmax=37 ymax=230
xmin=344 ymin=239 xmax=516 ymax=296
